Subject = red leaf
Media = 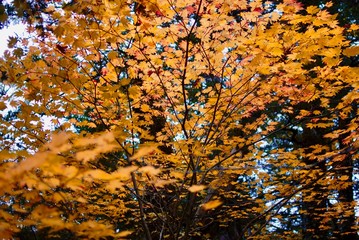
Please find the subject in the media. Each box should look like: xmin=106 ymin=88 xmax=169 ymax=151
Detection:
xmin=186 ymin=5 xmax=196 ymax=14
xmin=56 ymin=44 xmax=67 ymax=54
xmin=155 ymin=10 xmax=164 ymax=17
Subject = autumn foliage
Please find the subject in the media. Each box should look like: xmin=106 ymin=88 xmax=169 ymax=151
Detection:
xmin=0 ymin=0 xmax=358 ymax=239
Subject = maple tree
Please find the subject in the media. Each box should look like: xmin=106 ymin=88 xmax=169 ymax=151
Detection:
xmin=264 ymin=1 xmax=358 ymax=238
xmin=0 ymin=0 xmax=358 ymax=239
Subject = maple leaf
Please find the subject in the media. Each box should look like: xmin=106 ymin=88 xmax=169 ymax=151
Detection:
xmin=343 ymin=46 xmax=359 ymax=57
xmin=282 ymin=0 xmax=304 ymax=12
xmin=202 ymin=200 xmax=223 ymax=210
xmin=186 ymin=5 xmax=196 ymax=14
xmin=130 ymin=146 xmax=158 ymax=160
xmin=188 ymin=185 xmax=207 ymax=192
xmin=55 ymin=44 xmax=67 ymax=54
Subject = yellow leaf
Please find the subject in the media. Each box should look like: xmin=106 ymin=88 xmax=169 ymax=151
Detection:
xmin=108 ymin=51 xmax=118 ymax=60
xmin=188 ymin=185 xmax=207 ymax=192
xmin=130 ymin=146 xmax=157 ymax=160
xmin=53 ymin=193 xmax=64 ymax=202
xmin=62 ymin=166 xmax=78 ymax=179
xmin=138 ymin=166 xmax=160 ymax=176
xmin=12 ymin=205 xmax=28 ymax=213
xmin=14 ymin=152 xmax=49 ymax=174
xmin=271 ymin=48 xmax=283 ymax=56
xmin=140 ymin=104 xmax=150 ymax=112
xmin=113 ymin=166 xmax=138 ymax=180
xmin=307 ymin=6 xmax=320 ymax=14
xmin=41 ymin=218 xmax=64 ymax=227
xmin=75 ymin=150 xmax=97 ymax=162
xmin=0 ymin=101 xmax=7 ymax=110
xmin=76 ymin=197 xmax=87 ymax=203
xmin=117 ymin=230 xmax=133 ymax=237
xmin=343 ymin=46 xmax=359 ymax=57
xmin=324 ymin=132 xmax=339 ymax=139
xmin=171 ymin=171 xmax=184 ymax=179
xmin=128 ymin=85 xmax=140 ymax=97
xmin=340 ymin=175 xmax=349 ymax=181
xmin=66 ymin=179 xmax=85 ymax=191
xmin=325 ymin=1 xmax=333 ymax=8
xmin=121 ymin=78 xmax=130 ymax=86
xmin=350 ymin=24 xmax=359 ymax=31
xmin=107 ymin=180 xmax=124 ymax=192
xmin=87 ymin=122 xmax=97 ymax=128
xmin=48 ymin=132 xmax=71 ymax=152
xmin=85 ymin=169 xmax=112 ymax=180
xmin=202 ymin=199 xmax=223 ymax=210
xmin=46 ymin=178 xmax=60 ymax=188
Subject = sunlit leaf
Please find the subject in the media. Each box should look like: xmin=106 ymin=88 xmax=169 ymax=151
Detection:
xmin=202 ymin=200 xmax=223 ymax=210
xmin=188 ymin=185 xmax=207 ymax=192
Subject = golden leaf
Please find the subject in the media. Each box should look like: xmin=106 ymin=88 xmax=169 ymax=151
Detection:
xmin=343 ymin=46 xmax=359 ymax=57
xmin=130 ymin=146 xmax=158 ymax=160
xmin=48 ymin=132 xmax=71 ymax=152
xmin=85 ymin=169 xmax=112 ymax=180
xmin=306 ymin=6 xmax=320 ymax=14
xmin=117 ymin=230 xmax=133 ymax=237
xmin=138 ymin=166 xmax=161 ymax=176
xmin=188 ymin=185 xmax=207 ymax=192
xmin=113 ymin=166 xmax=138 ymax=180
xmin=202 ymin=199 xmax=223 ymax=210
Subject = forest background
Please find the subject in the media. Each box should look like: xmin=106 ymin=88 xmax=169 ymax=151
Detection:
xmin=0 ymin=0 xmax=358 ymax=239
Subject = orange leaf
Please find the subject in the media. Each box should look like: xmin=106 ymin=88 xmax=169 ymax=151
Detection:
xmin=202 ymin=200 xmax=223 ymax=210
xmin=188 ymin=185 xmax=207 ymax=192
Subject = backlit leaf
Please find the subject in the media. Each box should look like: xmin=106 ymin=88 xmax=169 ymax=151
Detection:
xmin=202 ymin=200 xmax=223 ymax=210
